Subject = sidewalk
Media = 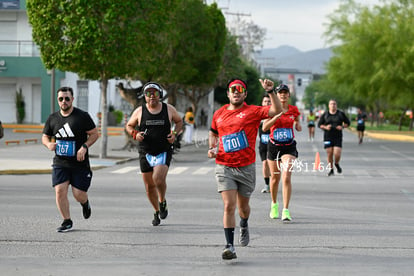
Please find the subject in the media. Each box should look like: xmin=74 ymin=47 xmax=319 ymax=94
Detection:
xmin=0 ymin=125 xmax=209 ymax=175
xmin=347 ymin=126 xmax=414 ymax=142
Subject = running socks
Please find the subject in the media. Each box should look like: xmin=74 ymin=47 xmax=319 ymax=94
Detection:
xmin=240 ymin=217 xmax=248 ymax=228
xmin=224 ymin=228 xmax=235 ymax=246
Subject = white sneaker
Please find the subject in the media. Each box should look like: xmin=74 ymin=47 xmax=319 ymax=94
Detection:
xmin=261 ymin=185 xmax=270 ymax=193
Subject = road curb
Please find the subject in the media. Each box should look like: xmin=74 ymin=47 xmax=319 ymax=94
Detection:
xmin=347 ymin=127 xmax=414 ymax=143
xmin=0 ymin=158 xmax=138 ymax=175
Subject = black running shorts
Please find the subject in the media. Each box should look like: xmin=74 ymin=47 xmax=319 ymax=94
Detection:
xmin=52 ymin=166 xmax=93 ymax=192
xmin=323 ymin=137 xmax=342 ymax=148
xmin=139 ymin=149 xmax=173 ymax=173
xmin=267 ymin=141 xmax=298 ymax=161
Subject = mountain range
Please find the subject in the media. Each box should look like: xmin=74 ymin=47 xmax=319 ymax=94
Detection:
xmin=254 ymin=45 xmax=333 ymax=74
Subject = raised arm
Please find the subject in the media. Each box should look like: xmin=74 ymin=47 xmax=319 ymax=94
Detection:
xmin=259 ymin=79 xmax=282 ymax=116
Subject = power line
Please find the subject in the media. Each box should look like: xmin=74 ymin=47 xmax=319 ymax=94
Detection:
xmin=267 ymin=30 xmax=321 ymax=36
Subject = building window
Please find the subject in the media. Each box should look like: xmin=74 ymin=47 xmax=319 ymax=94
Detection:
xmin=77 ymin=81 xmax=88 ymax=111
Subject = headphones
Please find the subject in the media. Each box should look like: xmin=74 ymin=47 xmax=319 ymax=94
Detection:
xmin=142 ymin=82 xmax=163 ymax=98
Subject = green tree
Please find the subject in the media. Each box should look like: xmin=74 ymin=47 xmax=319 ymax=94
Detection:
xmin=324 ymin=0 xmax=414 ymax=129
xmin=27 ymin=0 xmax=175 ymax=158
xmin=166 ymin=0 xmax=226 ymax=114
xmin=215 ymin=32 xmax=246 ymax=87
xmin=214 ymin=61 xmax=262 ymax=106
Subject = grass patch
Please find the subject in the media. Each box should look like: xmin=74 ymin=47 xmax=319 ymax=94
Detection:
xmin=351 ymin=123 xmax=413 ymax=132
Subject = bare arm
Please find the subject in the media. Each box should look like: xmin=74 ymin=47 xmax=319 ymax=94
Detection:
xmin=77 ymin=127 xmax=99 ymax=162
xmin=267 ymin=92 xmax=283 ymax=117
xmin=295 ymin=116 xmax=302 ymax=132
xmin=258 ymin=78 xmax=283 ymax=116
xmin=167 ymin=105 xmax=183 ymax=144
xmin=262 ymin=112 xmax=283 ymax=131
xmin=125 ymin=107 xmax=145 ymax=142
xmin=42 ymin=134 xmax=56 ymax=151
xmin=84 ymin=127 xmax=99 ymax=148
xmin=169 ymin=105 xmax=183 ymax=134
xmin=208 ymin=130 xmax=219 ymax=158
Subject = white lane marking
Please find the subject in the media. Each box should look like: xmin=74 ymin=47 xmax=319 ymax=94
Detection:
xmin=380 ymin=145 xmax=414 ymax=161
xmin=192 ymin=167 xmax=213 ymax=175
xmin=169 ymin=167 xmax=189 ymax=174
xmin=111 ymin=166 xmax=137 ymax=174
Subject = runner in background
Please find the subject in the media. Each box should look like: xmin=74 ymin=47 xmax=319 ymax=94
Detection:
xmin=259 ymin=94 xmax=271 ymax=193
xmin=307 ymin=110 xmax=316 ymax=141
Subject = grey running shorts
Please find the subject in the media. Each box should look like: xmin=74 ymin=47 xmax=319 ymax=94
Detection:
xmin=215 ymin=163 xmax=256 ymax=198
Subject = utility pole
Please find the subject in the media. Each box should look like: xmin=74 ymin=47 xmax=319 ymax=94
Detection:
xmin=225 ymin=11 xmax=252 ymax=59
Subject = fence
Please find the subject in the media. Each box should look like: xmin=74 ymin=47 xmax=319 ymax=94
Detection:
xmin=0 ymin=40 xmax=40 ymax=57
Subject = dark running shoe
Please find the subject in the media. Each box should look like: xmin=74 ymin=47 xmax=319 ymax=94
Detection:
xmin=152 ymin=211 xmax=161 ymax=226
xmin=335 ymin=163 xmax=342 ymax=174
xmin=81 ymin=200 xmax=91 ymax=219
xmin=327 ymin=169 xmax=334 ymax=176
xmin=239 ymin=227 xmax=249 ymax=246
xmin=222 ymin=244 xmax=237 ymax=260
xmin=159 ymin=200 xmax=168 ymax=219
xmin=56 ymin=219 xmax=73 ymax=233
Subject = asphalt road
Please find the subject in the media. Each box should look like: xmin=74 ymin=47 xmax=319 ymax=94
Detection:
xmin=1 ymin=128 xmax=413 ymax=275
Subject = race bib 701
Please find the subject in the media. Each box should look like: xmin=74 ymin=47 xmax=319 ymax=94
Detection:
xmin=56 ymin=140 xmax=76 ymax=157
xmin=222 ymin=130 xmax=249 ymax=153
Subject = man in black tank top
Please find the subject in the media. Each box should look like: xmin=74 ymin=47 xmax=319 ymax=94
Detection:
xmin=126 ymin=82 xmax=183 ymax=226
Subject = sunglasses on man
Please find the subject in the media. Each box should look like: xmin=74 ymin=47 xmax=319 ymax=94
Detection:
xmin=58 ymin=96 xmax=72 ymax=102
xmin=144 ymin=90 xmax=160 ymax=97
xmin=228 ymin=85 xmax=246 ymax=94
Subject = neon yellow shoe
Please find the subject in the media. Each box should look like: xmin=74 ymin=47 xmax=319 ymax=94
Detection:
xmin=281 ymin=208 xmax=292 ymax=222
xmin=269 ymin=201 xmax=279 ymax=219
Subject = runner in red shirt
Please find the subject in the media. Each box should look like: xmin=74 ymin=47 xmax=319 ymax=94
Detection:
xmin=208 ymin=78 xmax=282 ymax=260
xmin=263 ymin=84 xmax=302 ymax=222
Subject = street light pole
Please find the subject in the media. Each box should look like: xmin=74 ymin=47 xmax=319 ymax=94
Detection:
xmin=51 ymin=68 xmax=55 ymax=113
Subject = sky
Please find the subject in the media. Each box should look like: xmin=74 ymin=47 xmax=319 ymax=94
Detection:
xmin=207 ymin=0 xmax=381 ymax=52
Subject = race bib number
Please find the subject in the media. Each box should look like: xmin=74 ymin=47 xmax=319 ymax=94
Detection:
xmin=260 ymin=134 xmax=270 ymax=145
xmin=56 ymin=140 xmax=76 ymax=157
xmin=145 ymin=152 xmax=167 ymax=167
xmin=222 ymin=130 xmax=249 ymax=153
xmin=273 ymin=128 xmax=293 ymax=143
xmin=308 ymin=120 xmax=315 ymax=125
xmin=357 ymin=119 xmax=364 ymax=125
